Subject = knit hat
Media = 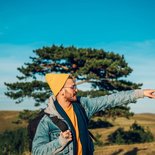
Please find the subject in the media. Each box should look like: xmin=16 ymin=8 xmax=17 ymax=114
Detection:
xmin=45 ymin=73 xmax=70 ymax=96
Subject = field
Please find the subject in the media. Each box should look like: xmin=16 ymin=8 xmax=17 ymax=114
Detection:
xmin=0 ymin=111 xmax=155 ymax=155
xmin=93 ymin=113 xmax=155 ymax=155
xmin=0 ymin=111 xmax=27 ymax=132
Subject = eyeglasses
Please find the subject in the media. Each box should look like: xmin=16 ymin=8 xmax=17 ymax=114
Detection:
xmin=64 ymin=85 xmax=77 ymax=90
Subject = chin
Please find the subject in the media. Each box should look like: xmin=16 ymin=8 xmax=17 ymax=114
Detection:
xmin=71 ymin=96 xmax=77 ymax=101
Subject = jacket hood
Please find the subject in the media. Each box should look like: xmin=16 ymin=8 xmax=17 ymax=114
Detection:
xmin=44 ymin=95 xmax=63 ymax=119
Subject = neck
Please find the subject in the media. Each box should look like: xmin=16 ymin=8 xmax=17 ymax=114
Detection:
xmin=57 ymin=97 xmax=72 ymax=109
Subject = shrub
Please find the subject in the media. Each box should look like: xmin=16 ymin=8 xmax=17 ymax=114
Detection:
xmin=108 ymin=122 xmax=154 ymax=144
xmin=94 ymin=133 xmax=104 ymax=146
xmin=0 ymin=128 xmax=29 ymax=155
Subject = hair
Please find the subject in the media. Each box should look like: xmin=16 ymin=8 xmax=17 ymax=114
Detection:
xmin=68 ymin=75 xmax=74 ymax=80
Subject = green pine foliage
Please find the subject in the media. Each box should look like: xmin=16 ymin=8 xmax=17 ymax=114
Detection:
xmin=4 ymin=45 xmax=142 ymax=118
xmin=18 ymin=110 xmax=41 ymax=121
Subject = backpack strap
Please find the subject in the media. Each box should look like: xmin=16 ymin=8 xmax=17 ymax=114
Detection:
xmin=45 ymin=113 xmax=68 ymax=132
xmin=27 ymin=110 xmax=68 ymax=152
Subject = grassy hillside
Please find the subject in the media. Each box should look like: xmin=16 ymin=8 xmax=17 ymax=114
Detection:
xmin=0 ymin=111 xmax=155 ymax=155
xmin=0 ymin=111 xmax=27 ymax=132
xmin=92 ymin=113 xmax=155 ymax=155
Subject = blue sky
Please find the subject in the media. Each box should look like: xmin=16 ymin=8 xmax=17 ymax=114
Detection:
xmin=0 ymin=0 xmax=155 ymax=113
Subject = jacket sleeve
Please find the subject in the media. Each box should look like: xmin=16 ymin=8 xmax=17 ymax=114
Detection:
xmin=80 ymin=89 xmax=144 ymax=119
xmin=32 ymin=117 xmax=68 ymax=155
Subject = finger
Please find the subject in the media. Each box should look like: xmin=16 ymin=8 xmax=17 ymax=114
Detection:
xmin=68 ymin=137 xmax=72 ymax=141
xmin=64 ymin=132 xmax=71 ymax=138
xmin=66 ymin=130 xmax=72 ymax=136
xmin=61 ymin=131 xmax=68 ymax=138
xmin=64 ymin=130 xmax=70 ymax=134
xmin=66 ymin=130 xmax=71 ymax=133
xmin=148 ymin=94 xmax=155 ymax=99
xmin=150 ymin=92 xmax=155 ymax=98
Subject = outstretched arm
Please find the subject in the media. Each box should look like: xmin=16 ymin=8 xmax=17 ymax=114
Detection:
xmin=80 ymin=89 xmax=155 ymax=119
xmin=80 ymin=90 xmax=144 ymax=118
xmin=143 ymin=89 xmax=155 ymax=99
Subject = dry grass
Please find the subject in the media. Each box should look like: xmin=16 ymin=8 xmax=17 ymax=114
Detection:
xmin=0 ymin=111 xmax=27 ymax=132
xmin=92 ymin=113 xmax=155 ymax=155
xmin=94 ymin=142 xmax=155 ymax=155
xmin=0 ymin=111 xmax=155 ymax=155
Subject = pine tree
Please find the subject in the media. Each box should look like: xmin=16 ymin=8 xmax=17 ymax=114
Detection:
xmin=5 ymin=45 xmax=142 ymax=117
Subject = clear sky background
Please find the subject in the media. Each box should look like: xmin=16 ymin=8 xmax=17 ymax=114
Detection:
xmin=0 ymin=0 xmax=155 ymax=113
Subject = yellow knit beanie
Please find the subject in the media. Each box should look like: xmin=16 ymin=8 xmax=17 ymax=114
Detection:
xmin=45 ymin=73 xmax=70 ymax=96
